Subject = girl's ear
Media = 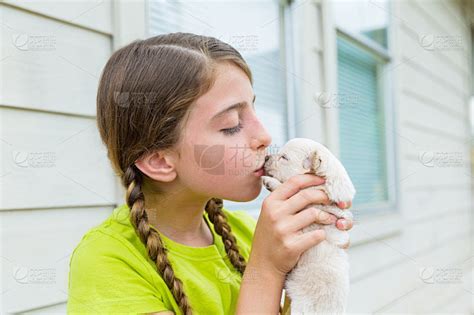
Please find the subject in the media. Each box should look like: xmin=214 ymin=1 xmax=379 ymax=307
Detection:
xmin=134 ymin=150 xmax=178 ymax=182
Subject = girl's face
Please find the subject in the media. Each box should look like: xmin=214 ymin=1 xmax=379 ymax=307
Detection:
xmin=176 ymin=61 xmax=272 ymax=202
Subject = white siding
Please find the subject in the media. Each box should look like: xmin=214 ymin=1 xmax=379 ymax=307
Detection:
xmin=289 ymin=0 xmax=472 ymax=311
xmin=345 ymin=0 xmax=473 ymax=313
xmin=0 ymin=1 xmax=115 ymax=313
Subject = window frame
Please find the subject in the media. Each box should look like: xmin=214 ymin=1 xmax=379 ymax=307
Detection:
xmin=322 ymin=0 xmax=402 ymax=246
xmin=331 ymin=1 xmax=399 ymax=215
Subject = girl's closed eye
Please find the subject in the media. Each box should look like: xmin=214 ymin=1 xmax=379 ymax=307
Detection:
xmin=221 ymin=120 xmax=243 ymax=136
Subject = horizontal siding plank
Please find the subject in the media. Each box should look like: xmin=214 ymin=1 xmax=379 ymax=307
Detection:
xmin=412 ymin=0 xmax=470 ymax=47
xmin=349 ymin=211 xmax=471 ymax=280
xmin=399 ymin=93 xmax=468 ymax=140
xmin=22 ymin=301 xmax=66 ymax=314
xmin=377 ymin=256 xmax=473 ymax=313
xmin=401 ymin=187 xmax=471 ymax=222
xmin=2 ymin=0 xmax=113 ymax=35
xmin=1 ymin=205 xmax=114 ymax=313
xmin=398 ymin=157 xmax=471 ymax=189
xmin=399 ymin=0 xmax=469 ymax=73
xmin=0 ymin=107 xmax=116 ymax=209
xmin=398 ymin=26 xmax=468 ymax=95
xmin=435 ymin=264 xmax=474 ymax=314
xmin=347 ymin=235 xmax=470 ymax=313
xmin=1 ymin=5 xmax=111 ymax=116
xmin=398 ymin=63 xmax=467 ymax=115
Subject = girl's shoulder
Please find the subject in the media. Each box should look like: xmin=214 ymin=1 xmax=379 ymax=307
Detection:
xmin=219 ymin=207 xmax=257 ymax=242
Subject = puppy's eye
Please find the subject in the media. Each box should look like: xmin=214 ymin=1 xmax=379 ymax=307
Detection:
xmin=280 ymin=154 xmax=289 ymax=161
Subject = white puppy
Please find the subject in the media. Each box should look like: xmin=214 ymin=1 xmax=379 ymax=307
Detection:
xmin=262 ymin=138 xmax=356 ymax=314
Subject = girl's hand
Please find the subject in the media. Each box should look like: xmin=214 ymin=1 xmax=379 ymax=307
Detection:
xmin=335 ymin=200 xmax=354 ymax=231
xmin=249 ymin=174 xmax=338 ymax=278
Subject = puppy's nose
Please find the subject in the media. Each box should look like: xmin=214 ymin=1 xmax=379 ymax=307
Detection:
xmin=264 ymin=155 xmax=270 ymax=162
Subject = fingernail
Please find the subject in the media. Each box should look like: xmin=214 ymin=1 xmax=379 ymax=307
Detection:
xmin=319 ymin=212 xmax=330 ymax=220
xmin=340 ymin=220 xmax=348 ymax=229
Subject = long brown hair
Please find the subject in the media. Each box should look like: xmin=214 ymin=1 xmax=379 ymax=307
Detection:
xmin=96 ymin=32 xmax=259 ymax=315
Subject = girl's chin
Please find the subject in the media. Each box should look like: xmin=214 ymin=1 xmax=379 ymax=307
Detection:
xmin=242 ymin=185 xmax=263 ymax=201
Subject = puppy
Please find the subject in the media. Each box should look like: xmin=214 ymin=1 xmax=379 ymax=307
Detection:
xmin=262 ymin=138 xmax=356 ymax=314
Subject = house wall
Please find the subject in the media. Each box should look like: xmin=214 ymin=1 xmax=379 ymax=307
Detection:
xmin=289 ymin=0 xmax=472 ymax=313
xmin=345 ymin=0 xmax=473 ymax=312
xmin=0 ymin=1 xmax=116 ymax=313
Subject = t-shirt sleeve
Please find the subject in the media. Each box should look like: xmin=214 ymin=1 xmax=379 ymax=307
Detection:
xmin=67 ymin=230 xmax=171 ymax=314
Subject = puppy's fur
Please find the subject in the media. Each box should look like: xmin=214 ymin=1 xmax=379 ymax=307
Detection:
xmin=262 ymin=138 xmax=356 ymax=314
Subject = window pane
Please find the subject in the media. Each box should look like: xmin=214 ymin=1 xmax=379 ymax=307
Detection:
xmin=333 ymin=0 xmax=389 ymax=48
xmin=337 ymin=35 xmax=389 ymax=206
xmin=147 ymin=0 xmax=289 ymax=214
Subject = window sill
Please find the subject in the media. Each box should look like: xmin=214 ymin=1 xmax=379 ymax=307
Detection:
xmin=350 ymin=210 xmax=403 ymax=247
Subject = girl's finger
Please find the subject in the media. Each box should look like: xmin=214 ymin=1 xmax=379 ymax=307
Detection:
xmin=286 ymin=207 xmax=336 ymax=232
xmin=283 ymin=187 xmax=331 ymax=215
xmin=336 ymin=218 xmax=353 ymax=230
xmin=337 ymin=201 xmax=352 ymax=209
xmin=268 ymin=174 xmax=326 ymax=203
xmin=291 ymin=229 xmax=326 ymax=254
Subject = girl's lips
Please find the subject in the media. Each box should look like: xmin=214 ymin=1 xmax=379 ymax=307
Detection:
xmin=253 ymin=167 xmax=265 ymax=177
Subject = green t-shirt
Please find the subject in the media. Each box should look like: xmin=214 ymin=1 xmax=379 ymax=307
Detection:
xmin=67 ymin=203 xmax=257 ymax=315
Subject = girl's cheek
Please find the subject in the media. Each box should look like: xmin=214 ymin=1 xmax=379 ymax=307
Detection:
xmin=194 ymin=144 xmax=226 ymax=171
xmin=224 ymin=144 xmax=252 ymax=171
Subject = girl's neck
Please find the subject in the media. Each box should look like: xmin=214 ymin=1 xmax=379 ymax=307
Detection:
xmin=142 ymin=183 xmax=214 ymax=247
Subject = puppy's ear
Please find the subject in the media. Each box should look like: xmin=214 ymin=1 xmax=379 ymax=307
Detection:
xmin=303 ymin=151 xmax=321 ymax=173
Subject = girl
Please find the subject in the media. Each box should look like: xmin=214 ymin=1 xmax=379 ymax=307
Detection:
xmin=67 ymin=32 xmax=353 ymax=315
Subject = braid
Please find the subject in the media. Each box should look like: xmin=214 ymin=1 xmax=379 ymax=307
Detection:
xmin=205 ymin=198 xmax=285 ymax=315
xmin=205 ymin=198 xmax=247 ymax=274
xmin=123 ymin=165 xmax=193 ymax=315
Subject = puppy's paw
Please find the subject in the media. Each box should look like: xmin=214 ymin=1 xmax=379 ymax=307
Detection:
xmin=262 ymin=176 xmax=281 ymax=192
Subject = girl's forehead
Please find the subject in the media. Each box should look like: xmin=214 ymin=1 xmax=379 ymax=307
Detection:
xmin=193 ymin=65 xmax=253 ymax=120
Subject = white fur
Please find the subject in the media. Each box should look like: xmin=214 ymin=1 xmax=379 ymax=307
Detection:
xmin=262 ymin=138 xmax=356 ymax=314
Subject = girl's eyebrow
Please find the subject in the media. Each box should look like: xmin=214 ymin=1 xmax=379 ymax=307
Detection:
xmin=210 ymin=94 xmax=256 ymax=122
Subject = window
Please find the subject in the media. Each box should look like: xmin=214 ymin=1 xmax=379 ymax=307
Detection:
xmin=146 ymin=0 xmax=293 ymax=217
xmin=333 ymin=0 xmax=396 ymax=211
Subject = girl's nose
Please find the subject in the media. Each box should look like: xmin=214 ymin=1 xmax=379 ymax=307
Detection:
xmin=251 ymin=131 xmax=272 ymax=151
